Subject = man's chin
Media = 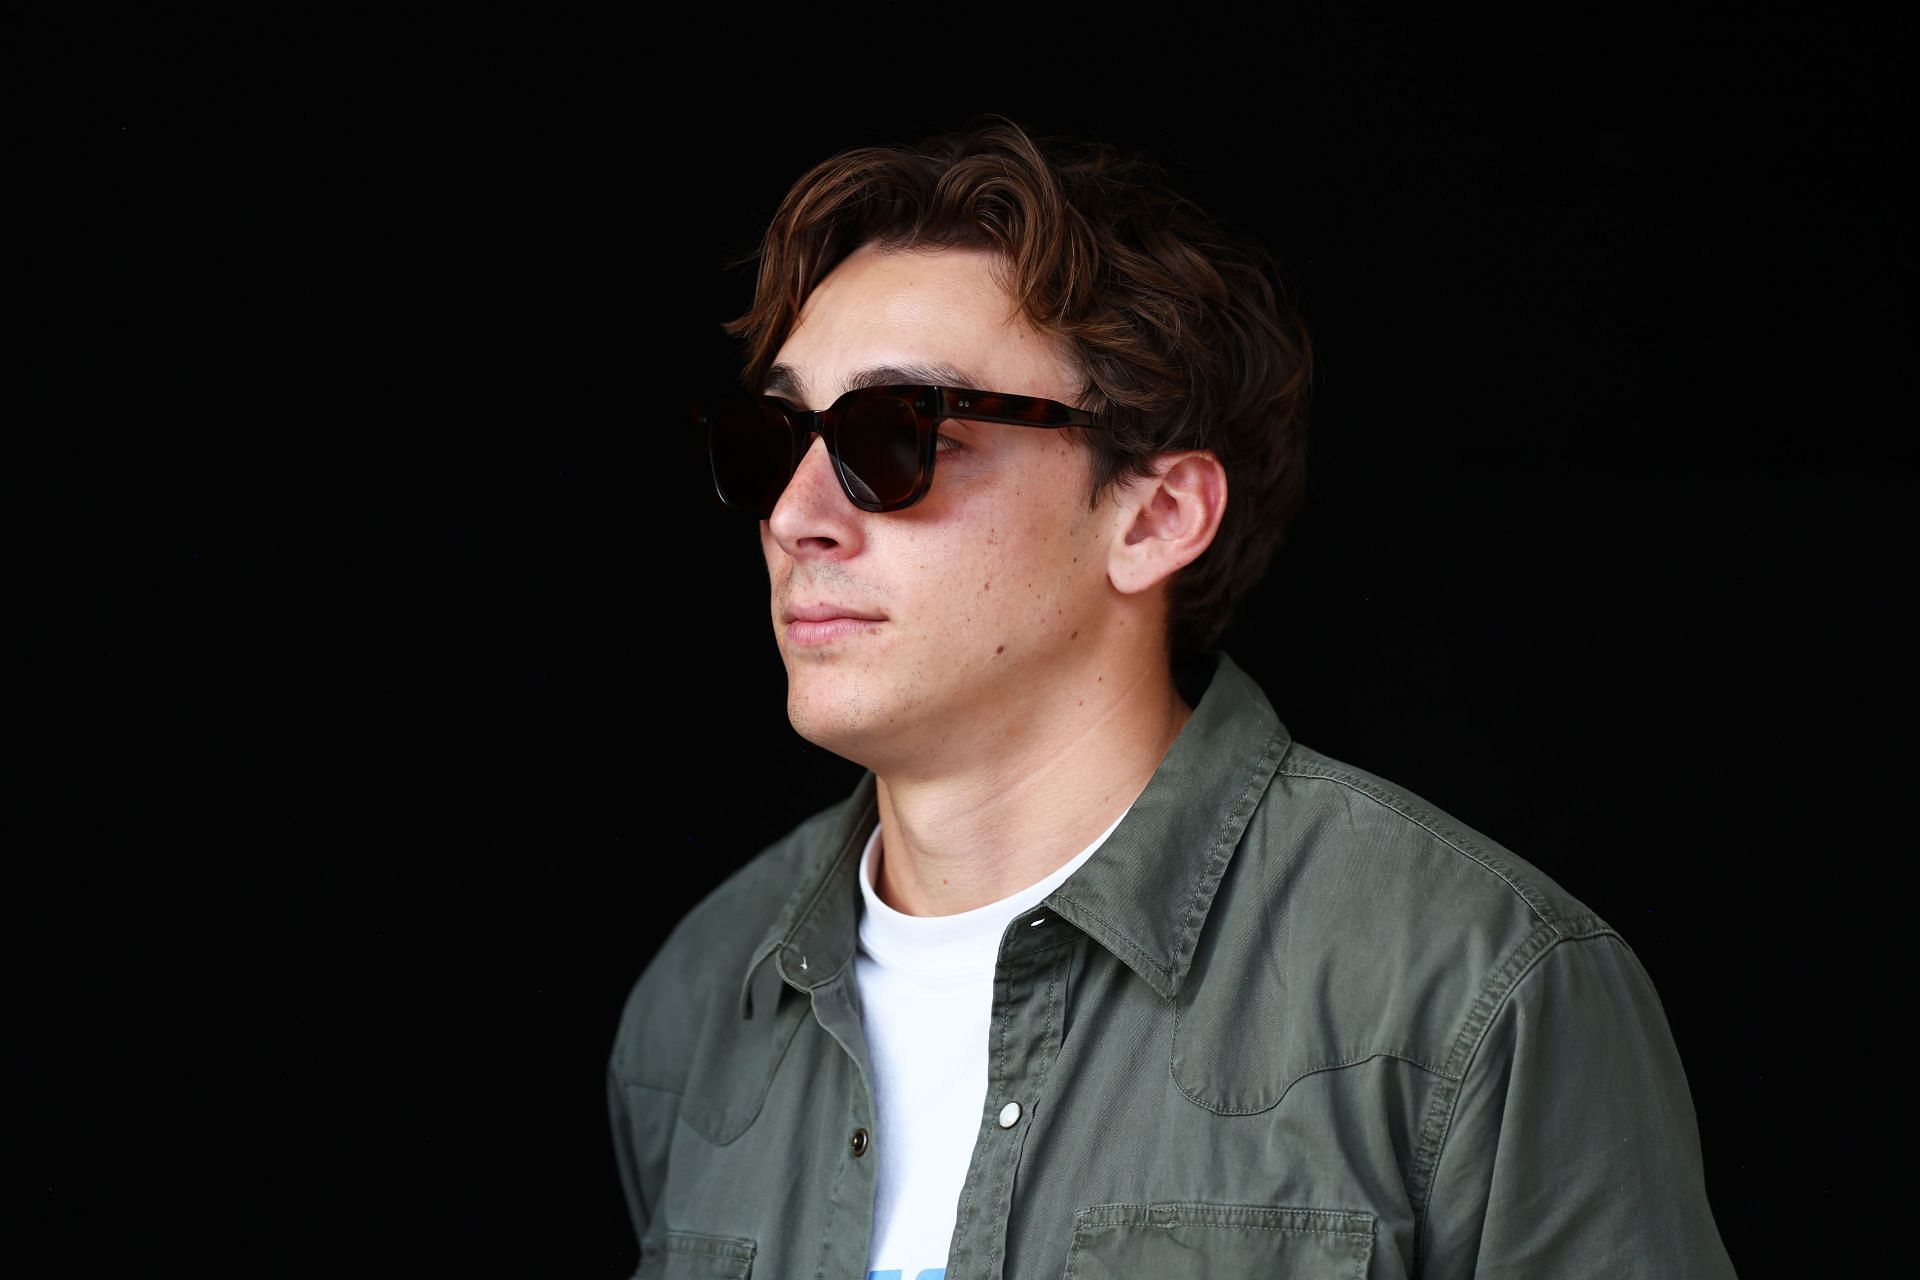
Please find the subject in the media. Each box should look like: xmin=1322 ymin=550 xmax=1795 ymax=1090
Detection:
xmin=787 ymin=686 xmax=861 ymax=739
xmin=785 ymin=678 xmax=896 ymax=756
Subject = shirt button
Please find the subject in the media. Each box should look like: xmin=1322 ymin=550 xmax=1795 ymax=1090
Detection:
xmin=849 ymin=1127 xmax=870 ymax=1157
xmin=997 ymin=1102 xmax=1022 ymax=1129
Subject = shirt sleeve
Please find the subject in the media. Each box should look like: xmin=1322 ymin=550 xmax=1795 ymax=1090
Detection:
xmin=607 ymin=951 xmax=687 ymax=1261
xmin=1420 ymin=932 xmax=1738 ymax=1278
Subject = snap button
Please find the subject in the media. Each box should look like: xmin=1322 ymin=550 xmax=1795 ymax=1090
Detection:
xmin=850 ymin=1127 xmax=870 ymax=1157
xmin=997 ymin=1101 xmax=1022 ymax=1129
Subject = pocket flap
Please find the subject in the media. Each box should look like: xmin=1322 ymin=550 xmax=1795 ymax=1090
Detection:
xmin=1066 ymin=1202 xmax=1373 ymax=1277
xmin=640 ymin=1229 xmax=756 ymax=1279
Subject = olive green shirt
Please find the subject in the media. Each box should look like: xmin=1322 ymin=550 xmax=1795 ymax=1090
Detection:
xmin=609 ymin=650 xmax=1735 ymax=1277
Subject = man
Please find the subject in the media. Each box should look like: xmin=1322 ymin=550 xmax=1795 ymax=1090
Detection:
xmin=611 ymin=116 xmax=1735 ymax=1278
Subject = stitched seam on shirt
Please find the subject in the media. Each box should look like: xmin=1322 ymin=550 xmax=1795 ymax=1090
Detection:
xmin=997 ymin=950 xmax=1064 ymax=1265
xmin=1032 ymin=948 xmax=1066 ymax=1098
xmin=777 ymin=792 xmax=876 ymax=970
xmin=810 ymin=1057 xmax=861 ymax=1280
xmin=1172 ymin=726 xmax=1289 ymax=981
xmin=734 ymin=797 xmax=869 ymax=1011
xmin=759 ymin=799 xmax=859 ymax=940
xmin=1008 ymin=934 xmax=1084 ymax=965
xmin=1277 ymin=763 xmax=1561 ymax=927
xmin=1171 ymin=1038 xmax=1451 ymax=1116
xmin=947 ymin=940 xmax=1071 ymax=1272
xmin=662 ymin=1230 xmax=756 ymax=1260
xmin=1045 ymin=888 xmax=1174 ymax=989
xmin=1068 ymin=1204 xmax=1374 ymax=1279
xmin=624 ymin=1080 xmax=685 ymax=1098
xmin=949 ymin=966 xmax=1005 ymax=1275
xmin=739 ymin=821 xmax=843 ymax=1013
xmin=1407 ymin=922 xmax=1620 ymax=1271
xmin=692 ymin=996 xmax=811 ymax=1147
xmin=1079 ymin=1221 xmax=1372 ymax=1236
xmin=1050 ymin=725 xmax=1287 ymax=997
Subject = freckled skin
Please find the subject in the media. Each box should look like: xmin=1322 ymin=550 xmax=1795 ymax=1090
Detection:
xmin=757 ymin=239 xmax=1218 ymax=915
xmin=760 ymin=242 xmax=1127 ymax=780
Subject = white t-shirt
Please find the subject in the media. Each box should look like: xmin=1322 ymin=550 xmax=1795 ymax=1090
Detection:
xmin=853 ymin=807 xmax=1131 ymax=1280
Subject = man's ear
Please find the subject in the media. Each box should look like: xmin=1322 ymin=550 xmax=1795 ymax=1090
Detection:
xmin=1107 ymin=450 xmax=1228 ymax=597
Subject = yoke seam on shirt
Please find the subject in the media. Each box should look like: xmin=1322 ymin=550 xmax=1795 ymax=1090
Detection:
xmin=1407 ymin=921 xmax=1622 ymax=1273
xmin=1277 ymin=763 xmax=1561 ymax=928
xmin=1170 ymin=1045 xmax=1457 ymax=1117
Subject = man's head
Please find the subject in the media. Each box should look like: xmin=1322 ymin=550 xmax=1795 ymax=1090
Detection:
xmin=719 ymin=116 xmax=1311 ymax=769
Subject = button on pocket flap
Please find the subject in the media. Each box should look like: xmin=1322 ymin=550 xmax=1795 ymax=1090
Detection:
xmin=1066 ymin=1203 xmax=1374 ymax=1279
xmin=639 ymin=1229 xmax=755 ymax=1279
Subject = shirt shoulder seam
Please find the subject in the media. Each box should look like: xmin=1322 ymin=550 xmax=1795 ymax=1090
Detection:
xmin=1407 ymin=923 xmax=1625 ymax=1268
xmin=1276 ymin=758 xmax=1570 ymax=930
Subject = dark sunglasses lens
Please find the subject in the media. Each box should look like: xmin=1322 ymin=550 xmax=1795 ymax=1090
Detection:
xmin=707 ymin=398 xmax=794 ymax=517
xmin=836 ymin=395 xmax=924 ymax=510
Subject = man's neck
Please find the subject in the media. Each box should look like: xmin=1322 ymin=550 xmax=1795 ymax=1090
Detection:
xmin=869 ymin=659 xmax=1193 ymax=917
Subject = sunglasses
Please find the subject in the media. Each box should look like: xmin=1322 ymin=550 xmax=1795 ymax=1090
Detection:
xmin=691 ymin=383 xmax=1112 ymax=516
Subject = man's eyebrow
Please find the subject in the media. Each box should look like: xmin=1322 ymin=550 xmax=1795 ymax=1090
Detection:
xmin=760 ymin=361 xmax=988 ymax=405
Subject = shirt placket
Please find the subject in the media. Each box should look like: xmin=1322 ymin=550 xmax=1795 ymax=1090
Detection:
xmin=944 ymin=905 xmax=1078 ymax=1280
xmin=763 ymin=821 xmax=885 ymax=1280
xmin=798 ymin=957 xmax=880 ymax=1280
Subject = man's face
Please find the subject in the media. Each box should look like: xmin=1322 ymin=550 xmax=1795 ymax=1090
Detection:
xmin=761 ymin=240 xmax=1133 ymax=771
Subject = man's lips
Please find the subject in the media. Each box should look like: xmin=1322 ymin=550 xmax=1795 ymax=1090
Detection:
xmin=782 ymin=603 xmax=887 ymax=647
xmin=783 ymin=603 xmax=887 ymax=623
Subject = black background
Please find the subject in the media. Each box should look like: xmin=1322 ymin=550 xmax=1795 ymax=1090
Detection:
xmin=66 ymin=11 xmax=1906 ymax=1276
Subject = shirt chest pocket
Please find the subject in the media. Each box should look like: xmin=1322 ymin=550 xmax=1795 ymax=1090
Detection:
xmin=1064 ymin=1203 xmax=1374 ymax=1278
xmin=637 ymin=1229 xmax=756 ymax=1279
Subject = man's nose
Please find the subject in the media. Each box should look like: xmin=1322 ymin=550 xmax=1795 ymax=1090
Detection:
xmin=766 ymin=430 xmax=858 ymax=545
xmin=781 ymin=431 xmax=840 ymax=507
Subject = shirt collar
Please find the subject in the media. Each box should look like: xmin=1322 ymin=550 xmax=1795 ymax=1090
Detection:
xmin=738 ymin=649 xmax=1290 ymax=1018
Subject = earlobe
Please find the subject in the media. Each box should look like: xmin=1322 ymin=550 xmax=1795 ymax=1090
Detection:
xmin=1109 ymin=451 xmax=1228 ymax=595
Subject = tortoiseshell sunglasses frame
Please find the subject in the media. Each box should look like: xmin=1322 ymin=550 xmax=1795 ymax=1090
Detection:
xmin=694 ymin=383 xmax=1112 ymax=516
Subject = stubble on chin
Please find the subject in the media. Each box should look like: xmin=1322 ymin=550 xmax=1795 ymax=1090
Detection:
xmin=785 ymin=665 xmax=893 ymax=755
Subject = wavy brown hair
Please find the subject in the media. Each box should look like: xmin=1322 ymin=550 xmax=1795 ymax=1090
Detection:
xmin=720 ymin=113 xmax=1313 ymax=661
